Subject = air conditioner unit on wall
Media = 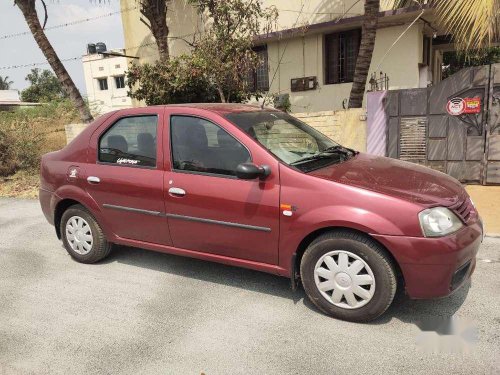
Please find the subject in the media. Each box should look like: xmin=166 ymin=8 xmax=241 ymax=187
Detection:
xmin=291 ymin=76 xmax=318 ymax=92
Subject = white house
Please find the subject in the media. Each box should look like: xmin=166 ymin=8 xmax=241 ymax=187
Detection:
xmin=82 ymin=45 xmax=133 ymax=114
xmin=120 ymin=0 xmax=450 ymax=113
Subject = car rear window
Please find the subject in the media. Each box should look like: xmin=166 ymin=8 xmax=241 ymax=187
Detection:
xmin=99 ymin=115 xmax=158 ymax=168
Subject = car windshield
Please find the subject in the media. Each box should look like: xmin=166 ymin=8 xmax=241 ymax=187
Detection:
xmin=225 ymin=110 xmax=356 ymax=172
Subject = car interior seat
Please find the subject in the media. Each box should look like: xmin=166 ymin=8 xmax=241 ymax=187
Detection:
xmin=137 ymin=132 xmax=156 ymax=159
xmin=107 ymin=135 xmax=128 ymax=154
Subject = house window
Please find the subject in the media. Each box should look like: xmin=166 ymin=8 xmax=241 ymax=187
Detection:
xmin=248 ymin=46 xmax=269 ymax=92
xmin=115 ymin=64 xmax=121 ymax=69
xmin=115 ymin=75 xmax=125 ymax=89
xmin=98 ymin=67 xmax=104 ymax=71
xmin=325 ymin=29 xmax=361 ymax=84
xmin=98 ymin=78 xmax=108 ymax=91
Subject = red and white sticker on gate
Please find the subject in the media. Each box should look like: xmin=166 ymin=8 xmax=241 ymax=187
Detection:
xmin=446 ymin=97 xmax=481 ymax=116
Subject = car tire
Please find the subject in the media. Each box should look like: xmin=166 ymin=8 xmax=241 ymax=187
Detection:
xmin=300 ymin=230 xmax=397 ymax=322
xmin=60 ymin=204 xmax=112 ymax=263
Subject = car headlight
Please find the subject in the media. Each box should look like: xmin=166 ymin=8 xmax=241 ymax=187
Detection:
xmin=418 ymin=207 xmax=463 ymax=237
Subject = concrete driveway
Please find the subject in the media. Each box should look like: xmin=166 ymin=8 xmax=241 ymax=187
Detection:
xmin=1 ymin=198 xmax=499 ymax=375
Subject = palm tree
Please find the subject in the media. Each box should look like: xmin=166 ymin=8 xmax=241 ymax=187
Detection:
xmin=14 ymin=0 xmax=93 ymax=123
xmin=94 ymin=0 xmax=170 ymax=61
xmin=348 ymin=0 xmax=499 ymax=108
xmin=348 ymin=0 xmax=379 ymax=108
xmin=0 ymin=76 xmax=14 ymax=90
xmin=95 ymin=1 xmax=171 ymax=61
xmin=139 ymin=1 xmax=170 ymax=62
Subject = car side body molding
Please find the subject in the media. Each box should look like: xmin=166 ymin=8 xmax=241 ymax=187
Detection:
xmin=102 ymin=203 xmax=272 ymax=232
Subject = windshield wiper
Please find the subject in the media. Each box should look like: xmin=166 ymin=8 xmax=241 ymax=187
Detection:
xmin=289 ymin=153 xmax=335 ymax=166
xmin=322 ymin=145 xmax=357 ymax=156
xmin=289 ymin=145 xmax=357 ymax=166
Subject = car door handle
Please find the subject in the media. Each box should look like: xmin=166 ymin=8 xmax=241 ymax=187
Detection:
xmin=87 ymin=176 xmax=100 ymax=184
xmin=168 ymin=187 xmax=186 ymax=196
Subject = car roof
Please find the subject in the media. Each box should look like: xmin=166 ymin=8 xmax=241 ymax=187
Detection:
xmin=129 ymin=103 xmax=279 ymax=116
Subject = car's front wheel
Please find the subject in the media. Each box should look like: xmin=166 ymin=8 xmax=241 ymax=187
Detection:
xmin=60 ymin=205 xmax=112 ymax=263
xmin=300 ymin=230 xmax=397 ymax=322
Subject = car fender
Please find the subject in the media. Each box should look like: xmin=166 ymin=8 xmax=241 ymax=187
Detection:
xmin=278 ymin=204 xmax=415 ymax=274
xmin=296 ymin=204 xmax=408 ymax=236
xmin=53 ymin=184 xmax=116 ymax=240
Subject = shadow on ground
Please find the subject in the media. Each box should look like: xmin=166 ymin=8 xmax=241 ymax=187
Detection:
xmin=99 ymin=245 xmax=470 ymax=326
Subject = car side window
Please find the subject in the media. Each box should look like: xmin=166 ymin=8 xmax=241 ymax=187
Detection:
xmin=99 ymin=115 xmax=158 ymax=168
xmin=170 ymin=115 xmax=251 ymax=177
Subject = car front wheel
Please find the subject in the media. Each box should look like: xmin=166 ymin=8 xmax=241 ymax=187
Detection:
xmin=60 ymin=205 xmax=112 ymax=263
xmin=300 ymin=230 xmax=397 ymax=322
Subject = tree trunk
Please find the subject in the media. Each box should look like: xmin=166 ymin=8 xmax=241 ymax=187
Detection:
xmin=141 ymin=0 xmax=170 ymax=62
xmin=216 ymin=85 xmax=226 ymax=103
xmin=348 ymin=0 xmax=379 ymax=108
xmin=15 ymin=0 xmax=93 ymax=123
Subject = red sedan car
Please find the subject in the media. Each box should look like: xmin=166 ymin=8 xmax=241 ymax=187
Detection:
xmin=39 ymin=104 xmax=482 ymax=322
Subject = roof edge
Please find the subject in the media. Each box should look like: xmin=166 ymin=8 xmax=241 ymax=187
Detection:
xmin=255 ymin=5 xmax=431 ymax=43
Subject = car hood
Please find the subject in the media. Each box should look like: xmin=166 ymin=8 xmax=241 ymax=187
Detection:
xmin=309 ymin=153 xmax=466 ymax=206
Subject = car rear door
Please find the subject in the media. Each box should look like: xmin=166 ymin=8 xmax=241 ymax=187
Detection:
xmin=85 ymin=107 xmax=172 ymax=246
xmin=162 ymin=108 xmax=280 ymax=265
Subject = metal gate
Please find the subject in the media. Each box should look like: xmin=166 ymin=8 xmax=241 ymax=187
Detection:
xmin=381 ymin=63 xmax=500 ymax=185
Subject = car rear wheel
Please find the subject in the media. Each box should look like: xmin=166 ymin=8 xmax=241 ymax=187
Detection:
xmin=60 ymin=205 xmax=112 ymax=263
xmin=300 ymin=230 xmax=397 ymax=322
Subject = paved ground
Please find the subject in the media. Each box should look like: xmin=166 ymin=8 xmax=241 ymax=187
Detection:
xmin=1 ymin=198 xmax=499 ymax=375
xmin=465 ymin=185 xmax=500 ymax=236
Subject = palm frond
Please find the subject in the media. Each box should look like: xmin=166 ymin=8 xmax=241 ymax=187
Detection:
xmin=388 ymin=0 xmax=499 ymax=51
xmin=436 ymin=0 xmax=499 ymax=51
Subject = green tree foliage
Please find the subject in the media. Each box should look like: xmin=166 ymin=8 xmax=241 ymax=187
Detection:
xmin=20 ymin=68 xmax=66 ymax=103
xmin=442 ymin=47 xmax=500 ymax=79
xmin=127 ymin=55 xmax=219 ymax=105
xmin=0 ymin=75 xmax=14 ymax=90
xmin=127 ymin=0 xmax=277 ymax=105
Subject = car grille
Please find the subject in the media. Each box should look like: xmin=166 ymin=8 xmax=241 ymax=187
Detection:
xmin=448 ymin=196 xmax=474 ymax=224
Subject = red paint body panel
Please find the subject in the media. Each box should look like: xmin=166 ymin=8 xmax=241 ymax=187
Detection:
xmin=85 ymin=107 xmax=171 ymax=245
xmin=309 ymin=153 xmax=467 ymax=206
xmin=111 ymin=236 xmax=286 ymax=276
xmin=373 ymin=222 xmax=482 ymax=298
xmin=39 ymin=104 xmax=483 ymax=300
xmin=161 ymin=107 xmax=281 ymax=264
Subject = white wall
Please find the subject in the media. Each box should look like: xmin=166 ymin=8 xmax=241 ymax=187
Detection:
xmin=265 ymin=23 xmax=423 ymax=112
xmin=82 ymin=51 xmax=133 ymax=115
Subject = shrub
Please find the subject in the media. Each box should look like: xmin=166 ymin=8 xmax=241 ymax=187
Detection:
xmin=0 ymin=129 xmax=18 ymax=176
xmin=0 ymin=100 xmax=79 ymax=177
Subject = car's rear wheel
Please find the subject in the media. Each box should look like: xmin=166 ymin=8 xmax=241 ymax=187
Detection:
xmin=300 ymin=230 xmax=397 ymax=322
xmin=60 ymin=205 xmax=112 ymax=263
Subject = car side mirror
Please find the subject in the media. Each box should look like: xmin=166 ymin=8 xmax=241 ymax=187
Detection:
xmin=236 ymin=163 xmax=271 ymax=180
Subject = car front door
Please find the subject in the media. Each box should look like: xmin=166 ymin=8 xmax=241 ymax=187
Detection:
xmin=85 ymin=107 xmax=172 ymax=246
xmin=163 ymin=109 xmax=280 ymax=265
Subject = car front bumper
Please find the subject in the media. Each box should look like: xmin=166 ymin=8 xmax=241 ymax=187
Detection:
xmin=372 ymin=220 xmax=483 ymax=299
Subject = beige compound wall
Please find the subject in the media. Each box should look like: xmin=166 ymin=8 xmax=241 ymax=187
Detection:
xmin=295 ymin=108 xmax=367 ymax=151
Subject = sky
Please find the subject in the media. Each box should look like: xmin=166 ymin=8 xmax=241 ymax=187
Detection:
xmin=0 ymin=0 xmax=125 ymax=96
